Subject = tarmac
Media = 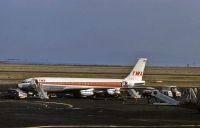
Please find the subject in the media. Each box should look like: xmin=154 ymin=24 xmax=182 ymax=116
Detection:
xmin=0 ymin=94 xmax=200 ymax=127
xmin=0 ymin=84 xmax=199 ymax=127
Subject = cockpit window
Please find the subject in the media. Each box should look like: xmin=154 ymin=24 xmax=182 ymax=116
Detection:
xmin=21 ymin=81 xmax=29 ymax=83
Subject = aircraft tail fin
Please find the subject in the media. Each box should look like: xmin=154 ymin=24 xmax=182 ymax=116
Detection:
xmin=125 ymin=58 xmax=147 ymax=81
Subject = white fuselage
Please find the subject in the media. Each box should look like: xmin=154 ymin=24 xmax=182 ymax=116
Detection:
xmin=18 ymin=77 xmax=145 ymax=92
xmin=19 ymin=77 xmax=124 ymax=92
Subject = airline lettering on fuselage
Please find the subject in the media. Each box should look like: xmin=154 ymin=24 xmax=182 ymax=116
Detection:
xmin=38 ymin=79 xmax=45 ymax=82
xmin=38 ymin=79 xmax=45 ymax=85
xmin=132 ymin=71 xmax=143 ymax=76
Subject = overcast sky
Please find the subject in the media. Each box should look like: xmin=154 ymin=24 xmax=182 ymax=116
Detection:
xmin=0 ymin=0 xmax=200 ymax=66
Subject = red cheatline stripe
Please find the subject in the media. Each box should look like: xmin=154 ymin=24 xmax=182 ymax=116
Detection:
xmin=39 ymin=82 xmax=121 ymax=87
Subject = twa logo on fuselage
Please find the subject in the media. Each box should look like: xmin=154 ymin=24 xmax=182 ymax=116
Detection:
xmin=132 ymin=71 xmax=143 ymax=76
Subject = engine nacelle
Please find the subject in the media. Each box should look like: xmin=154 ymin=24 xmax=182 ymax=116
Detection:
xmin=80 ymin=89 xmax=94 ymax=96
xmin=107 ymin=88 xmax=120 ymax=95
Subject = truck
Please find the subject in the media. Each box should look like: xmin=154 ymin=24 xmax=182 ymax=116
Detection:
xmin=161 ymin=86 xmax=181 ymax=98
xmin=7 ymin=88 xmax=27 ymax=99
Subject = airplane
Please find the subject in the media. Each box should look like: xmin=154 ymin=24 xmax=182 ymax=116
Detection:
xmin=17 ymin=58 xmax=147 ymax=99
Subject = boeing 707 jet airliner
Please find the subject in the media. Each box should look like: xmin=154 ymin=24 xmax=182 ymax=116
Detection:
xmin=18 ymin=58 xmax=147 ymax=99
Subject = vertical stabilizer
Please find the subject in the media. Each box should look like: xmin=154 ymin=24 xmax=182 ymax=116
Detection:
xmin=125 ymin=58 xmax=147 ymax=81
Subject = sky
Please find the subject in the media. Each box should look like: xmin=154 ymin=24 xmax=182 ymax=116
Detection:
xmin=0 ymin=0 xmax=200 ymax=66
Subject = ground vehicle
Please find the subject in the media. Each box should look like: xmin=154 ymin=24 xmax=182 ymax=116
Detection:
xmin=161 ymin=86 xmax=181 ymax=98
xmin=7 ymin=88 xmax=27 ymax=99
xmin=141 ymin=89 xmax=180 ymax=105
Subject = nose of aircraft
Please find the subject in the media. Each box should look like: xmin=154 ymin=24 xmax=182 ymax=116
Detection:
xmin=18 ymin=83 xmax=32 ymax=90
xmin=18 ymin=83 xmax=23 ymax=89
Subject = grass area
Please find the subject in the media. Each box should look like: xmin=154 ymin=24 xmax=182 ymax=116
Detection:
xmin=0 ymin=63 xmax=200 ymax=87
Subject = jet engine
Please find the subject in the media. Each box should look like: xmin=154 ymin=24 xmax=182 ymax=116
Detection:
xmin=107 ymin=88 xmax=120 ymax=95
xmin=80 ymin=89 xmax=94 ymax=97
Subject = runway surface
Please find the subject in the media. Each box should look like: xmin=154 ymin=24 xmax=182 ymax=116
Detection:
xmin=0 ymin=97 xmax=200 ymax=127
